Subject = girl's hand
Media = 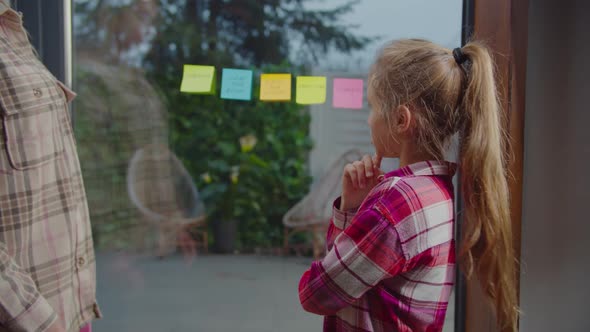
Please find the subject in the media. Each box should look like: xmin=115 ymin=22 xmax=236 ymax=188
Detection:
xmin=340 ymin=155 xmax=383 ymax=211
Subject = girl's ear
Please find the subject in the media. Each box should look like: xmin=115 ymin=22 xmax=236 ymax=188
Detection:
xmin=396 ymin=105 xmax=413 ymax=134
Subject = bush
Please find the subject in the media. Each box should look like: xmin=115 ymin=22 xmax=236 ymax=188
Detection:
xmin=158 ymin=64 xmax=313 ymax=249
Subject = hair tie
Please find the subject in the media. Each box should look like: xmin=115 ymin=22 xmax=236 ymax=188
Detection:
xmin=453 ymin=47 xmax=468 ymax=65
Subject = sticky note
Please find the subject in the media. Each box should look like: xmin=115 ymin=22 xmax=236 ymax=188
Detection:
xmin=221 ymin=68 xmax=253 ymax=101
xmin=180 ymin=65 xmax=215 ymax=94
xmin=260 ymin=74 xmax=291 ymax=101
xmin=332 ymin=78 xmax=364 ymax=109
xmin=296 ymin=76 xmax=327 ymax=105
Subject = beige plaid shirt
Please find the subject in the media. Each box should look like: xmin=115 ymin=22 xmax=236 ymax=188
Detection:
xmin=0 ymin=3 xmax=100 ymax=331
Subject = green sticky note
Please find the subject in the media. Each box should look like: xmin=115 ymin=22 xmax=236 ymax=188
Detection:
xmin=220 ymin=68 xmax=253 ymax=101
xmin=180 ymin=65 xmax=216 ymax=94
xmin=296 ymin=76 xmax=327 ymax=105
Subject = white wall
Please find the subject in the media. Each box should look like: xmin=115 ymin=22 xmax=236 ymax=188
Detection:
xmin=519 ymin=1 xmax=590 ymax=331
xmin=307 ymin=73 xmax=376 ymax=182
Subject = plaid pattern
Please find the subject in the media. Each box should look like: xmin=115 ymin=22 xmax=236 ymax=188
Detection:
xmin=299 ymin=161 xmax=456 ymax=331
xmin=0 ymin=5 xmax=99 ymax=332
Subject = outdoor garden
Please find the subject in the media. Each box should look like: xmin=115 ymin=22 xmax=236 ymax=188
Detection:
xmin=73 ymin=0 xmax=373 ymax=254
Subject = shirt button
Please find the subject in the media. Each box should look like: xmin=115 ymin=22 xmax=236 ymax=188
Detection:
xmin=77 ymin=257 xmax=85 ymax=267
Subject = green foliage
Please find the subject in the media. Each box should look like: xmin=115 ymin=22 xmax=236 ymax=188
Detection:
xmin=74 ymin=0 xmax=371 ymax=250
xmin=158 ymin=63 xmax=313 ymax=248
xmin=138 ymin=1 xmax=371 ymax=249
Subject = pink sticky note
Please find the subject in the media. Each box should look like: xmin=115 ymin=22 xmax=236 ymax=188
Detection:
xmin=332 ymin=78 xmax=364 ymax=109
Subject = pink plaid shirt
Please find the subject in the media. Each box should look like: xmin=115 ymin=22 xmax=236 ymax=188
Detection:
xmin=299 ymin=160 xmax=456 ymax=332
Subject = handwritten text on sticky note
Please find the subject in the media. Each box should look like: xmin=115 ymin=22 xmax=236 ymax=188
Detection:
xmin=221 ymin=68 xmax=253 ymax=101
xmin=296 ymin=76 xmax=327 ymax=105
xmin=180 ymin=65 xmax=216 ymax=94
xmin=260 ymin=74 xmax=292 ymax=101
xmin=332 ymin=78 xmax=364 ymax=109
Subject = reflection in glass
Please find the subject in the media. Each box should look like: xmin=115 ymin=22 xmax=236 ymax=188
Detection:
xmin=73 ymin=1 xmax=461 ymax=331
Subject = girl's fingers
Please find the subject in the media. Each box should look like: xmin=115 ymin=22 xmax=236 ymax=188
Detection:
xmin=345 ymin=155 xmax=382 ymax=191
xmin=363 ymin=155 xmax=374 ymax=177
xmin=345 ymin=164 xmax=358 ymax=189
xmin=353 ymin=161 xmax=366 ymax=188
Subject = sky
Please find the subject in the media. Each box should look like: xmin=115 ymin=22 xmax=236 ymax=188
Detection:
xmin=310 ymin=0 xmax=463 ymax=72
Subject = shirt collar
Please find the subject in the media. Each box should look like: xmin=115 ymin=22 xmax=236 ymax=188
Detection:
xmin=0 ymin=2 xmax=22 ymax=29
xmin=0 ymin=1 xmax=9 ymax=16
xmin=383 ymin=160 xmax=457 ymax=180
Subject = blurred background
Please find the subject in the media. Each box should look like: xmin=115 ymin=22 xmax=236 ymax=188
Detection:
xmin=69 ymin=1 xmax=462 ymax=331
xmin=16 ymin=0 xmax=463 ymax=331
xmin=12 ymin=0 xmax=590 ymax=331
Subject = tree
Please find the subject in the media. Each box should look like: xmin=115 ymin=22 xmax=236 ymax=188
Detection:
xmin=145 ymin=0 xmax=372 ymax=68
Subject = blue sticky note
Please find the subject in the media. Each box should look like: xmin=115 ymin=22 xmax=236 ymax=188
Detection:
xmin=221 ymin=68 xmax=253 ymax=101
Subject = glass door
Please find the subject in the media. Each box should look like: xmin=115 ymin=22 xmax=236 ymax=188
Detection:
xmin=69 ymin=1 xmax=464 ymax=331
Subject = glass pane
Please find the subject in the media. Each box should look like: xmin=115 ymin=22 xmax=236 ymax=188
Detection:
xmin=73 ymin=1 xmax=462 ymax=331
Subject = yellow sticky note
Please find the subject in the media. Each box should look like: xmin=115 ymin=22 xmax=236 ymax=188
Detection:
xmin=296 ymin=76 xmax=327 ymax=105
xmin=180 ymin=65 xmax=216 ymax=94
xmin=260 ymin=74 xmax=291 ymax=101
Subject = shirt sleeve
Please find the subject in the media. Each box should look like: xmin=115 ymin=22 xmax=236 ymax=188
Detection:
xmin=0 ymin=242 xmax=57 ymax=332
xmin=299 ymin=206 xmax=406 ymax=316
xmin=325 ymin=197 xmax=358 ymax=252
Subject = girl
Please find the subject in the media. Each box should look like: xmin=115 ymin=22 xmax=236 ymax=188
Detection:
xmin=298 ymin=39 xmax=518 ymax=332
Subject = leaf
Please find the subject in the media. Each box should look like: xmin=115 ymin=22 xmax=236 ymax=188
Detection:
xmin=218 ymin=141 xmax=237 ymax=156
xmin=247 ymin=154 xmax=268 ymax=168
xmin=200 ymin=183 xmax=228 ymax=200
xmin=207 ymin=160 xmax=230 ymax=172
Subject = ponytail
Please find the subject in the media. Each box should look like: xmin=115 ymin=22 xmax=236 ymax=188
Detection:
xmin=369 ymin=39 xmax=519 ymax=330
xmin=458 ymin=41 xmax=519 ymax=331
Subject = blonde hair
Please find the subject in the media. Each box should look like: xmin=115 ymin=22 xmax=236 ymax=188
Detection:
xmin=369 ymin=39 xmax=518 ymax=330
